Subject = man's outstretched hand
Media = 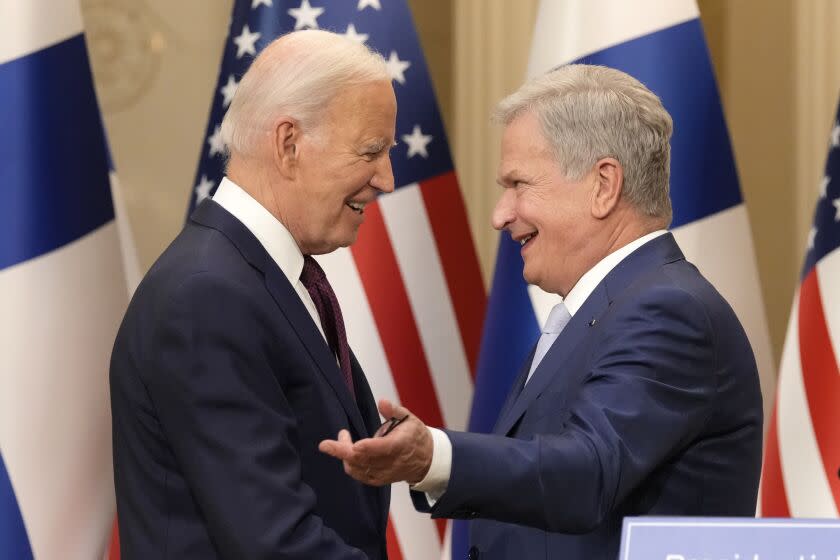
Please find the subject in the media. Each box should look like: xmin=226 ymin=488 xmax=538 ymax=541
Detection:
xmin=319 ymin=399 xmax=433 ymax=487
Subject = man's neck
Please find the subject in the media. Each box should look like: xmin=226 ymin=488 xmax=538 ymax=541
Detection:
xmin=560 ymin=211 xmax=666 ymax=298
xmin=226 ymin=157 xmax=288 ymax=229
xmin=601 ymin=210 xmax=666 ymax=258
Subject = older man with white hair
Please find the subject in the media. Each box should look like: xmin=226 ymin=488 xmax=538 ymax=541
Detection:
xmin=110 ymin=30 xmax=396 ymax=560
xmin=321 ymin=64 xmax=763 ymax=560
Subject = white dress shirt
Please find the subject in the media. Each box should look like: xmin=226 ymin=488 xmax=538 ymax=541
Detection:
xmin=413 ymin=229 xmax=669 ymax=500
xmin=212 ymin=176 xmax=327 ymax=342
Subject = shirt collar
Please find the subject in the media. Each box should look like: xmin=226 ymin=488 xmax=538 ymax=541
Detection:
xmin=212 ymin=176 xmax=304 ymax=286
xmin=563 ymin=229 xmax=668 ymax=316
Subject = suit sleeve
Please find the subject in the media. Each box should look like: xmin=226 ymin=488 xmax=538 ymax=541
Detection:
xmin=428 ymin=284 xmax=718 ymax=533
xmin=143 ymin=271 xmax=366 ymax=559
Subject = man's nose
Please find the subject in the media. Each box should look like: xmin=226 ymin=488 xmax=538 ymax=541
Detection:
xmin=491 ymin=189 xmax=515 ymax=231
xmin=371 ymin=155 xmax=395 ymax=193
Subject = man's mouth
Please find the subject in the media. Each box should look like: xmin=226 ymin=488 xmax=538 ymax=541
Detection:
xmin=346 ymin=201 xmax=366 ymax=214
xmin=519 ymin=232 xmax=537 ymax=247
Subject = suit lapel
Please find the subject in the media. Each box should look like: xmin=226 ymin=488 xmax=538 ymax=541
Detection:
xmin=349 ymin=351 xmax=380 ymax=437
xmin=263 ymin=266 xmax=369 ymax=437
xmin=190 ymin=200 xmax=368 ymax=438
xmin=493 ymin=233 xmax=686 ymax=436
xmin=349 ymin=351 xmax=390 ymax=527
xmin=491 ymin=345 xmax=536 ymax=433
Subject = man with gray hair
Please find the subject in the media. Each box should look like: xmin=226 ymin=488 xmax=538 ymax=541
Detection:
xmin=111 ymin=30 xmax=395 ymax=559
xmin=320 ymin=64 xmax=763 ymax=559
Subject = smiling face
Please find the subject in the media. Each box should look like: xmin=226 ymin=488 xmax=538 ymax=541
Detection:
xmin=492 ymin=111 xmax=601 ymax=296
xmin=278 ymin=79 xmax=397 ymax=255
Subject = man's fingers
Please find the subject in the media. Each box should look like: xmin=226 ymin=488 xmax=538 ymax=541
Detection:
xmin=318 ymin=440 xmax=352 ymax=460
xmin=354 ymin=434 xmax=396 ymax=457
xmin=318 ymin=439 xmax=341 ymax=458
xmin=323 ymin=436 xmax=409 ymax=486
xmin=320 ymin=428 xmax=417 ymax=486
xmin=377 ymin=398 xmax=395 ymax=418
xmin=318 ymin=430 xmax=355 ymax=460
xmin=391 ymin=403 xmax=412 ymax=420
xmin=377 ymin=399 xmax=414 ymax=426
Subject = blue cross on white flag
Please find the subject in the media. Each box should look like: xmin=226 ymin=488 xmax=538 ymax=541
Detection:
xmin=0 ymin=1 xmax=130 ymax=558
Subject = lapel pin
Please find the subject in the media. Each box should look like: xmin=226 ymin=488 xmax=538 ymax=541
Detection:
xmin=588 ymin=318 xmax=597 ymax=327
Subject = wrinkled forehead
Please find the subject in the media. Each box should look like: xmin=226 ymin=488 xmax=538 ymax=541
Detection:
xmin=309 ymin=81 xmax=397 ymax=145
xmin=322 ymin=80 xmax=396 ymax=121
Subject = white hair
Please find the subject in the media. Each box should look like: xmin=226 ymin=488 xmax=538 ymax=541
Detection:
xmin=494 ymin=64 xmax=673 ymax=223
xmin=221 ymin=29 xmax=390 ymax=155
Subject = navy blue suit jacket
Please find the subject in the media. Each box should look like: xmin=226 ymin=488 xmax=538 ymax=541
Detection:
xmin=111 ymin=200 xmax=388 ymax=559
xmin=414 ymin=233 xmax=763 ymax=560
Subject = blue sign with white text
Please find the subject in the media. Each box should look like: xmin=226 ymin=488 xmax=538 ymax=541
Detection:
xmin=620 ymin=518 xmax=840 ymax=560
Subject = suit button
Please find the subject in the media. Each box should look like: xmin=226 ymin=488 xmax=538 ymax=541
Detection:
xmin=467 ymin=546 xmax=479 ymax=560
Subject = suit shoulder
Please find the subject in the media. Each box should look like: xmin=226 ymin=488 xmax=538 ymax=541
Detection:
xmin=602 ymin=263 xmax=725 ymax=363
xmin=120 ymin=226 xmax=271 ymax=337
xmin=660 ymin=259 xmax=746 ymax=332
xmin=142 ymin=223 xmax=261 ymax=291
xmin=604 ymin=259 xmax=756 ymax=378
xmin=612 ymin=258 xmax=739 ymax=326
xmin=610 ymin=263 xmax=713 ymax=326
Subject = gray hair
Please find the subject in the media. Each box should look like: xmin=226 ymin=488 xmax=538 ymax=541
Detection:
xmin=221 ymin=29 xmax=390 ymax=155
xmin=494 ymin=64 xmax=673 ymax=223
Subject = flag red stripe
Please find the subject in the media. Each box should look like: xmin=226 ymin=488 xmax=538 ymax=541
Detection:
xmin=351 ymin=201 xmax=446 ymax=541
xmin=420 ymin=172 xmax=487 ymax=376
xmin=760 ymin=402 xmax=791 ymax=516
xmin=386 ymin=516 xmax=404 ymax=560
xmin=352 ymin=202 xmax=445 ymax=428
xmin=797 ymin=270 xmax=840 ymax=507
xmin=108 ymin=517 xmax=120 ymax=560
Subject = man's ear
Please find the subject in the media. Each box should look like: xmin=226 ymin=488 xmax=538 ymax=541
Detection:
xmin=272 ymin=118 xmax=299 ymax=180
xmin=591 ymin=157 xmax=623 ymax=219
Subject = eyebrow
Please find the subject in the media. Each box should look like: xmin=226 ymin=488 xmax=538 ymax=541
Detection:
xmin=362 ymin=138 xmax=392 ymax=153
xmin=497 ymin=167 xmax=521 ymax=186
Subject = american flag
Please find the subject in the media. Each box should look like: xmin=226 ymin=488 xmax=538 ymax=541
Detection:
xmin=189 ymin=1 xmax=486 ymax=559
xmin=760 ymin=101 xmax=840 ymax=517
xmin=1 ymin=1 xmax=129 ymax=559
xmin=457 ymin=1 xmax=776 ymax=555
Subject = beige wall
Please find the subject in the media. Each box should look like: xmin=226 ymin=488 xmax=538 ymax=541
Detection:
xmin=696 ymin=0 xmax=840 ymax=362
xmin=698 ymin=0 xmax=799 ymax=366
xmin=451 ymin=0 xmax=539 ymax=283
xmin=82 ymin=0 xmax=233 ymax=267
xmin=83 ymin=0 xmax=840 ymax=364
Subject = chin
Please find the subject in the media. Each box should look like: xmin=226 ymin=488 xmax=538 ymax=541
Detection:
xmin=331 ymin=233 xmax=359 ymax=251
xmin=523 ymin=269 xmax=554 ymax=294
xmin=522 ymin=268 xmax=538 ymax=286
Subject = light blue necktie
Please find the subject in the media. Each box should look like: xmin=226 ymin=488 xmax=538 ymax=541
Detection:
xmin=526 ymin=302 xmax=572 ymax=384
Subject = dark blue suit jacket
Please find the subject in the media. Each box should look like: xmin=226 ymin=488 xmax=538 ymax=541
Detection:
xmin=415 ymin=233 xmax=763 ymax=560
xmin=111 ymin=200 xmax=388 ymax=559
